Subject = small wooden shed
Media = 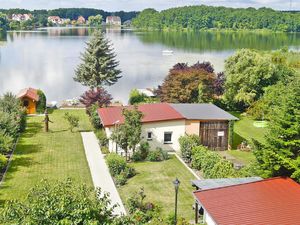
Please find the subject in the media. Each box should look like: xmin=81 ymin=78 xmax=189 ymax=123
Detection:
xmin=170 ymin=104 xmax=238 ymax=151
xmin=17 ymin=88 xmax=39 ymax=114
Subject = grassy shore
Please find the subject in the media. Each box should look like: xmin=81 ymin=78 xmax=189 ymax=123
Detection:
xmin=0 ymin=109 xmax=93 ymax=202
xmin=118 ymin=155 xmax=196 ymax=220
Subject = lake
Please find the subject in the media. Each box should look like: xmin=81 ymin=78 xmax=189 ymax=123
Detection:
xmin=0 ymin=27 xmax=299 ymax=104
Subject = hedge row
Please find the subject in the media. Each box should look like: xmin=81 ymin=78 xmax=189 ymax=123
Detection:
xmin=0 ymin=93 xmax=27 ymax=170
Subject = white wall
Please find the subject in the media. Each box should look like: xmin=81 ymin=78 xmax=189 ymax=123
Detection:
xmin=105 ymin=120 xmax=186 ymax=152
xmin=204 ymin=211 xmax=217 ymax=225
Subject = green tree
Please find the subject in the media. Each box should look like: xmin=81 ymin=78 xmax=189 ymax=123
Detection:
xmin=254 ymin=77 xmax=300 ymax=181
xmin=224 ymin=49 xmax=293 ymax=110
xmin=36 ymin=89 xmax=47 ymax=114
xmin=0 ymin=179 xmax=128 ymax=224
xmin=128 ymin=89 xmax=147 ymax=105
xmin=111 ymin=107 xmax=143 ymax=160
xmin=64 ymin=112 xmax=79 ymax=132
xmin=74 ymin=30 xmax=121 ymax=88
xmin=0 ymin=13 xmax=8 ymax=32
xmin=88 ymin=14 xmax=103 ymax=27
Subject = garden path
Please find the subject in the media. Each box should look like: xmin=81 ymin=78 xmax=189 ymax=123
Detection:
xmin=81 ymin=132 xmax=126 ymax=215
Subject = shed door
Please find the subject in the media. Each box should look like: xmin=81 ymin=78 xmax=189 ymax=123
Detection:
xmin=199 ymin=121 xmax=229 ymax=151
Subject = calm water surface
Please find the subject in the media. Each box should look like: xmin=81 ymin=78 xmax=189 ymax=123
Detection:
xmin=0 ymin=28 xmax=299 ymax=103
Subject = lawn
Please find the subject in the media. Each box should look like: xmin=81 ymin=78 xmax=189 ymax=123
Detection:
xmin=118 ymin=155 xmax=196 ymax=221
xmin=0 ymin=109 xmax=93 ymax=202
xmin=231 ymin=112 xmax=267 ymax=148
xmin=227 ymin=150 xmax=256 ymax=165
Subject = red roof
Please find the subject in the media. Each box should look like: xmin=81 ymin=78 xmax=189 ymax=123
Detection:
xmin=193 ymin=177 xmax=300 ymax=225
xmin=17 ymin=88 xmax=39 ymax=101
xmin=98 ymin=103 xmax=184 ymax=127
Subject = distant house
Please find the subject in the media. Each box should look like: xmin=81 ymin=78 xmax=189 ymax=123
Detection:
xmin=17 ymin=88 xmax=39 ymax=114
xmin=98 ymin=103 xmax=237 ymax=153
xmin=77 ymin=16 xmax=86 ymax=24
xmin=136 ymin=88 xmax=156 ymax=98
xmin=193 ymin=177 xmax=300 ymax=225
xmin=48 ymin=16 xmax=62 ymax=24
xmin=106 ymin=16 xmax=121 ymax=26
xmin=12 ymin=14 xmax=33 ymax=21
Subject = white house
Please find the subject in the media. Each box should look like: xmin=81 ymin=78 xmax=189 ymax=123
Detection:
xmin=106 ymin=16 xmax=121 ymax=26
xmin=97 ymin=103 xmax=237 ymax=153
xmin=12 ymin=14 xmax=33 ymax=21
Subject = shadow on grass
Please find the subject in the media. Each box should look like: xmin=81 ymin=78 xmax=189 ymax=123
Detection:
xmin=233 ymin=132 xmax=245 ymax=149
xmin=21 ymin=122 xmax=43 ymax=139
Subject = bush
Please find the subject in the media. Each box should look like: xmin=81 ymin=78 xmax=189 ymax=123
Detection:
xmin=179 ymin=134 xmax=201 ymax=161
xmin=139 ymin=141 xmax=150 ymax=160
xmin=131 ymin=151 xmax=143 ymax=162
xmin=0 ymin=131 xmax=14 ymax=154
xmin=0 ymin=111 xmax=20 ymax=139
xmin=36 ymin=89 xmax=47 ymax=114
xmin=106 ymin=153 xmax=136 ymax=186
xmin=95 ymin=129 xmax=108 ymax=147
xmin=115 ymin=173 xmax=127 ymax=186
xmin=0 ymin=154 xmax=8 ymax=170
xmin=146 ymin=148 xmax=169 ymax=162
xmin=106 ymin=153 xmax=127 ymax=177
xmin=89 ymin=103 xmax=102 ymax=129
xmin=64 ymin=112 xmax=79 ymax=132
xmin=101 ymin=146 xmax=110 ymax=154
xmin=191 ymin=145 xmax=237 ymax=179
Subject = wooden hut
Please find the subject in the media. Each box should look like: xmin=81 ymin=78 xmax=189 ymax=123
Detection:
xmin=17 ymin=88 xmax=39 ymax=114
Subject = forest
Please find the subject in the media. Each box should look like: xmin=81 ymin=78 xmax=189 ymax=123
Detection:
xmin=132 ymin=5 xmax=300 ymax=32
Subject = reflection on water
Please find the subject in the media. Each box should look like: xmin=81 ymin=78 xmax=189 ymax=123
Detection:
xmin=0 ymin=28 xmax=299 ymax=103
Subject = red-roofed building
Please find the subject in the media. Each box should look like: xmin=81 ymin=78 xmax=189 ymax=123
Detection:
xmin=98 ymin=103 xmax=237 ymax=153
xmin=193 ymin=177 xmax=300 ymax=225
xmin=17 ymin=88 xmax=39 ymax=114
xmin=98 ymin=103 xmax=185 ymax=152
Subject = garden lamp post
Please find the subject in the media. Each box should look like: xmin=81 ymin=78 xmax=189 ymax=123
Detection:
xmin=113 ymin=120 xmax=120 ymax=154
xmin=173 ymin=178 xmax=180 ymax=225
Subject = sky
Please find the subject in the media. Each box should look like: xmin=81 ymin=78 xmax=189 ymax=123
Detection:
xmin=0 ymin=0 xmax=298 ymax=11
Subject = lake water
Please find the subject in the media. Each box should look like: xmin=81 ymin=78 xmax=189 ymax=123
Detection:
xmin=0 ymin=27 xmax=299 ymax=104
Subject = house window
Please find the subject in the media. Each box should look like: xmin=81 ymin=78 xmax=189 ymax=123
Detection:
xmin=164 ymin=132 xmax=172 ymax=144
xmin=147 ymin=132 xmax=152 ymax=140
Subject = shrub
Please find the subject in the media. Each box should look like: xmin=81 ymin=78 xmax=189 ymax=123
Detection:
xmin=179 ymin=134 xmax=201 ymax=161
xmin=89 ymin=103 xmax=102 ymax=129
xmin=139 ymin=141 xmax=150 ymax=160
xmin=115 ymin=173 xmax=127 ymax=186
xmin=146 ymin=148 xmax=169 ymax=162
xmin=36 ymin=89 xmax=47 ymax=114
xmin=64 ymin=112 xmax=79 ymax=132
xmin=95 ymin=129 xmax=108 ymax=147
xmin=191 ymin=145 xmax=210 ymax=170
xmin=205 ymin=159 xmax=235 ymax=178
xmin=101 ymin=146 xmax=110 ymax=154
xmin=0 ymin=111 xmax=20 ymax=139
xmin=106 ymin=153 xmax=127 ymax=177
xmin=131 ymin=151 xmax=143 ymax=162
xmin=0 ymin=131 xmax=14 ymax=154
xmin=0 ymin=154 xmax=8 ymax=170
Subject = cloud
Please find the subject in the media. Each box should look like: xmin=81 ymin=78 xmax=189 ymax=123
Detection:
xmin=0 ymin=0 xmax=298 ymax=11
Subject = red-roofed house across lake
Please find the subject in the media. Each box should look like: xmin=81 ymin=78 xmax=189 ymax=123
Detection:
xmin=98 ymin=103 xmax=238 ymax=152
xmin=17 ymin=88 xmax=39 ymax=114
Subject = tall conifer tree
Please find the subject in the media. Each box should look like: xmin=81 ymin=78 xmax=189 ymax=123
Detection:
xmin=74 ymin=30 xmax=121 ymax=88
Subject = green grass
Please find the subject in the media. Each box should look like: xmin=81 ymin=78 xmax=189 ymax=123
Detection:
xmin=0 ymin=109 xmax=93 ymax=202
xmin=227 ymin=150 xmax=256 ymax=165
xmin=118 ymin=155 xmax=196 ymax=220
xmin=231 ymin=112 xmax=267 ymax=148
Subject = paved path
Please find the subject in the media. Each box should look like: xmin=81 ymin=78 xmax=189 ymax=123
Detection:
xmin=81 ymin=132 xmax=126 ymax=215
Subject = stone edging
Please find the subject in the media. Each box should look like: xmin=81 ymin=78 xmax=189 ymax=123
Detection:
xmin=169 ymin=152 xmax=201 ymax=180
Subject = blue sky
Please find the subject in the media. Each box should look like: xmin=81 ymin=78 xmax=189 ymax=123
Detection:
xmin=0 ymin=0 xmax=298 ymax=11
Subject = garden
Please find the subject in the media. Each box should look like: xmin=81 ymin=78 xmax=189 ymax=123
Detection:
xmin=0 ymin=109 xmax=93 ymax=201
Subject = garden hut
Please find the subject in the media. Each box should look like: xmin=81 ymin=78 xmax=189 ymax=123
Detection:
xmin=17 ymin=87 xmax=39 ymax=114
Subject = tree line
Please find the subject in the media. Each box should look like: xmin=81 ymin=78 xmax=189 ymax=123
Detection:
xmin=132 ymin=5 xmax=300 ymax=32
